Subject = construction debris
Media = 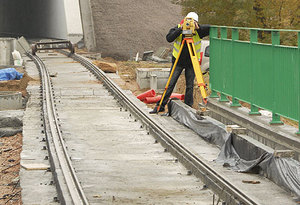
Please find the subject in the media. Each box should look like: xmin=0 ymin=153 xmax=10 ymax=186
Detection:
xmin=142 ymin=47 xmax=171 ymax=63
xmin=93 ymin=60 xmax=117 ymax=73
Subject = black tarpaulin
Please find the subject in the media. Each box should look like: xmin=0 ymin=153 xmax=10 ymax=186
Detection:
xmin=168 ymin=99 xmax=300 ymax=197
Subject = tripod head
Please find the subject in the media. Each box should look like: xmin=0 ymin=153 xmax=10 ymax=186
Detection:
xmin=182 ymin=17 xmax=196 ymax=37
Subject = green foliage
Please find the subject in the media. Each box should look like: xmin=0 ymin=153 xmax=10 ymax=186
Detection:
xmin=181 ymin=0 xmax=300 ymax=45
xmin=181 ymin=0 xmax=253 ymax=26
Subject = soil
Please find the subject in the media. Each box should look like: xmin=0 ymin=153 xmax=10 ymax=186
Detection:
xmin=90 ymin=0 xmax=183 ymax=60
xmin=0 ymin=67 xmax=33 ymax=205
xmin=0 ymin=133 xmax=22 ymax=205
xmin=0 ymin=67 xmax=35 ymax=97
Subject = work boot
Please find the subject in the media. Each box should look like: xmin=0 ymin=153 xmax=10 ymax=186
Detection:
xmin=149 ymin=105 xmax=165 ymax=114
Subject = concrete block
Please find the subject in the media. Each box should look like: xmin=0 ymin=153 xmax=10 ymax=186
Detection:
xmin=150 ymin=74 xmax=157 ymax=91
xmin=153 ymin=47 xmax=171 ymax=59
xmin=0 ymin=38 xmax=16 ymax=66
xmin=226 ymin=125 xmax=247 ymax=135
xmin=136 ymin=68 xmax=173 ymax=91
xmin=0 ymin=91 xmax=23 ymax=110
xmin=232 ymin=134 xmax=274 ymax=161
xmin=142 ymin=51 xmax=153 ymax=61
xmin=16 ymin=36 xmax=31 ymax=54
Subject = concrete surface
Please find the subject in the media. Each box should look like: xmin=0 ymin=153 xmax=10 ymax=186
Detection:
xmin=62 ymin=0 xmax=83 ymax=43
xmin=20 ymin=52 xmax=297 ymax=204
xmin=78 ymin=0 xmax=96 ymax=51
xmin=136 ymin=67 xmax=172 ymax=91
xmin=150 ymin=114 xmax=297 ymax=205
xmin=0 ymin=38 xmax=16 ymax=66
xmin=43 ymin=53 xmax=214 ymax=204
xmin=207 ymin=98 xmax=300 ymax=160
xmin=16 ymin=37 xmax=31 ymax=54
xmin=20 ymin=56 xmax=58 ymax=204
xmin=0 ymin=0 xmax=83 ymax=43
xmin=0 ymin=1 xmax=67 ymax=40
xmin=0 ymin=91 xmax=23 ymax=111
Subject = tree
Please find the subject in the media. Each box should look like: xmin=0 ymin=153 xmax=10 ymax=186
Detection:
xmin=181 ymin=0 xmax=300 ymax=45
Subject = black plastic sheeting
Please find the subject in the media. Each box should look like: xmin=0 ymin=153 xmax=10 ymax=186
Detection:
xmin=168 ymin=99 xmax=300 ymax=198
xmin=0 ymin=110 xmax=23 ymax=137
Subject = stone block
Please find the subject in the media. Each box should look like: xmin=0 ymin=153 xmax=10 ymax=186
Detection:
xmin=150 ymin=74 xmax=157 ymax=91
xmin=136 ymin=68 xmax=173 ymax=91
xmin=0 ymin=91 xmax=23 ymax=110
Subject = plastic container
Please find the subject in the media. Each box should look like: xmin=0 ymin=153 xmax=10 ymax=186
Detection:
xmin=12 ymin=50 xmax=22 ymax=60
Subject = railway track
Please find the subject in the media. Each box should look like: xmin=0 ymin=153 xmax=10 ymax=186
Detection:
xmin=24 ymin=49 xmax=295 ymax=205
xmin=28 ymin=52 xmax=88 ymax=204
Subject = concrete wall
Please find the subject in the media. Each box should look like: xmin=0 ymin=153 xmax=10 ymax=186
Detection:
xmin=0 ymin=0 xmax=82 ymax=42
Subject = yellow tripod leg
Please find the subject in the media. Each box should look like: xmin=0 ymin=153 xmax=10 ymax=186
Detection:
xmin=186 ymin=38 xmax=208 ymax=104
xmin=157 ymin=39 xmax=186 ymax=112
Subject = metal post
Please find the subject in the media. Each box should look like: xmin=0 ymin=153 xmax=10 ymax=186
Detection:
xmin=249 ymin=29 xmax=261 ymax=115
xmin=210 ymin=27 xmax=219 ymax=98
xmin=297 ymin=32 xmax=300 ymax=135
xmin=231 ymin=28 xmax=241 ymax=107
xmin=219 ymin=27 xmax=229 ymax=102
xmin=270 ymin=31 xmax=283 ymax=124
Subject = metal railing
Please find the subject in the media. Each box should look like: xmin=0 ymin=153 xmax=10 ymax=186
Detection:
xmin=209 ymin=26 xmax=300 ymax=134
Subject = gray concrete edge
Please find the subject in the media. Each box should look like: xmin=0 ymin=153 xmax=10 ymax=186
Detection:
xmin=78 ymin=0 xmax=96 ymax=51
xmin=206 ymin=98 xmax=300 ymax=160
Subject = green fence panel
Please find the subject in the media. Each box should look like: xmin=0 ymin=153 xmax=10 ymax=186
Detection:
xmin=252 ymin=44 xmax=273 ymax=110
xmin=209 ymin=26 xmax=300 ymax=134
xmin=233 ymin=41 xmax=251 ymax=102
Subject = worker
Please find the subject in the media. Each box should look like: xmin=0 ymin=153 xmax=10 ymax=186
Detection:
xmin=150 ymin=12 xmax=210 ymax=114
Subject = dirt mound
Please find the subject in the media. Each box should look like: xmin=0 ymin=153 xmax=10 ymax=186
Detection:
xmin=93 ymin=60 xmax=117 ymax=73
xmin=91 ymin=0 xmax=183 ymax=60
xmin=0 ymin=69 xmax=35 ymax=97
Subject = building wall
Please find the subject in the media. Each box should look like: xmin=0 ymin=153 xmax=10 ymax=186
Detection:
xmin=0 ymin=0 xmax=78 ymax=40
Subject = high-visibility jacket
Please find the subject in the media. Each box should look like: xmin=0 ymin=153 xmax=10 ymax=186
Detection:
xmin=172 ymin=24 xmax=202 ymax=61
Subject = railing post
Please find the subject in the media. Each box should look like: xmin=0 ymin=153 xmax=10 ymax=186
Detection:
xmin=210 ymin=27 xmax=219 ymax=98
xmin=249 ymin=29 xmax=261 ymax=115
xmin=219 ymin=27 xmax=229 ymax=102
xmin=231 ymin=28 xmax=241 ymax=107
xmin=270 ymin=31 xmax=283 ymax=125
xmin=297 ymin=32 xmax=300 ymax=135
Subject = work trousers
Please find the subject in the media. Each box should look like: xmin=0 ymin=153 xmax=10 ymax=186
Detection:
xmin=157 ymin=62 xmax=195 ymax=108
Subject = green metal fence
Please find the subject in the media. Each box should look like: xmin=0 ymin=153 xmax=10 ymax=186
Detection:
xmin=209 ymin=26 xmax=300 ymax=134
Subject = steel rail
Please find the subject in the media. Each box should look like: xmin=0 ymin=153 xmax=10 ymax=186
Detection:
xmin=58 ymin=50 xmax=258 ymax=205
xmin=27 ymin=52 xmax=89 ymax=205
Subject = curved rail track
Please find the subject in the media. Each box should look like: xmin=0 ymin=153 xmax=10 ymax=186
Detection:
xmin=68 ymin=52 xmax=254 ymax=205
xmin=25 ymin=49 xmax=291 ymax=205
xmin=28 ymin=53 xmax=88 ymax=204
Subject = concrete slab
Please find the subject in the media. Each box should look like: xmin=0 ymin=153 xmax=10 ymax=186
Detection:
xmin=42 ymin=52 xmax=215 ymax=204
xmin=0 ymin=91 xmax=23 ymax=110
xmin=16 ymin=36 xmax=31 ymax=54
xmin=21 ymin=52 xmax=296 ymax=204
xmin=20 ymin=55 xmax=58 ymax=204
xmin=136 ymin=67 xmax=172 ymax=91
xmin=0 ymin=38 xmax=16 ymax=66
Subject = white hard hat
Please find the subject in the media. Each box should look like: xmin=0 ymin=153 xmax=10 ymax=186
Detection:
xmin=186 ymin=12 xmax=198 ymax=22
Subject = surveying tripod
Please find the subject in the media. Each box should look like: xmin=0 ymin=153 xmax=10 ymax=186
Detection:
xmin=155 ymin=37 xmax=208 ymax=113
